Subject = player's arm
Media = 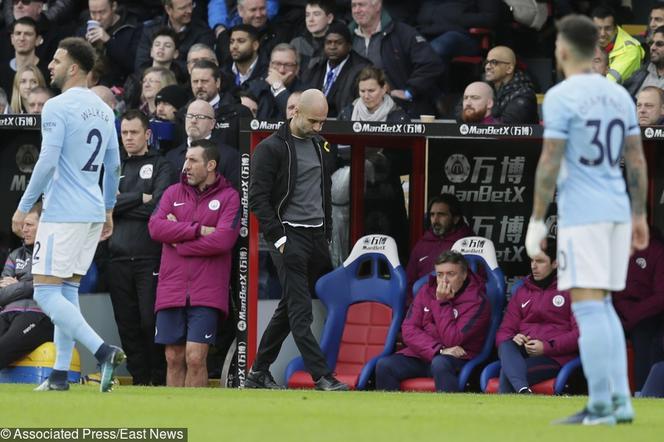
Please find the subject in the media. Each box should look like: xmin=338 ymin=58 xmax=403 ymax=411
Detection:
xmin=525 ymin=138 xmax=565 ymax=257
xmin=532 ymin=138 xmax=565 ymax=219
xmin=100 ymin=132 xmax=122 ymax=241
xmin=623 ymin=134 xmax=649 ymax=250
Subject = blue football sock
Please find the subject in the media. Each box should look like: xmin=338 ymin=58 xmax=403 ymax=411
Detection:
xmin=604 ymin=296 xmax=633 ymax=403
xmin=51 ymin=282 xmax=81 ymax=371
xmin=34 ymin=283 xmax=104 ymax=358
xmin=572 ymin=300 xmax=613 ymax=415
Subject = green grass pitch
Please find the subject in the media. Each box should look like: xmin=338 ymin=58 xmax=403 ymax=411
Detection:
xmin=1 ymin=385 xmax=662 ymax=441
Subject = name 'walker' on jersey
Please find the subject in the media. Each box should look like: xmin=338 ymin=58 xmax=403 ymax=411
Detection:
xmin=18 ymin=87 xmax=120 ymax=222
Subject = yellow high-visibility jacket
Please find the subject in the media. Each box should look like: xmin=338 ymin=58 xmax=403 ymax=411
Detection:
xmin=607 ymin=26 xmax=645 ymax=84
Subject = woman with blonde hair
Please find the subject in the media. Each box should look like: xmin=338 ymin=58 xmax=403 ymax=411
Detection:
xmin=139 ymin=67 xmax=177 ymax=117
xmin=11 ymin=65 xmax=46 ymax=113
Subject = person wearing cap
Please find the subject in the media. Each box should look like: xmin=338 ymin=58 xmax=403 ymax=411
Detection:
xmin=155 ymin=84 xmax=189 ymax=122
xmin=301 ymin=22 xmax=370 ymax=118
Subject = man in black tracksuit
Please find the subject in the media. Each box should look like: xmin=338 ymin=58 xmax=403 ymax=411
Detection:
xmin=109 ymin=110 xmax=174 ymax=385
xmin=0 ymin=208 xmax=53 ymax=369
xmin=247 ymin=89 xmax=347 ymax=391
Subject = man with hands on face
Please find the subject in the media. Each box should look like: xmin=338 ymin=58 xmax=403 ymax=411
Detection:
xmin=495 ymin=237 xmax=579 ymax=394
xmin=375 ymin=251 xmax=490 ymax=392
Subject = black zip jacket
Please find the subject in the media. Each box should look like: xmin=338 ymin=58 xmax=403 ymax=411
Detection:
xmin=249 ymin=122 xmax=335 ymax=245
xmin=108 ymin=150 xmax=175 ymax=260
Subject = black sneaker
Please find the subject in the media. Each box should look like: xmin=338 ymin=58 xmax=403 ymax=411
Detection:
xmin=552 ymin=408 xmax=616 ymax=426
xmin=244 ymin=370 xmax=284 ymax=389
xmin=315 ymin=374 xmax=349 ymax=391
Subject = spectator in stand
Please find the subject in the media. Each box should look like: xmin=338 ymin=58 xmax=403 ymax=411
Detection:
xmin=0 ymin=88 xmax=7 ymax=114
xmin=291 ymin=0 xmax=335 ymax=71
xmin=149 ymin=139 xmax=241 ymax=387
xmin=26 ymin=85 xmax=53 ymax=113
xmin=349 ymin=0 xmax=444 ymax=117
xmin=495 ymin=239 xmax=579 ymax=394
xmin=136 ymin=67 xmax=177 ymax=117
xmin=375 ymin=251 xmax=490 ymax=392
xmin=208 ymin=0 xmax=279 ymax=37
xmin=0 ymin=0 xmax=76 ymax=73
xmin=167 ymin=99 xmax=240 ymax=190
xmin=184 ymin=59 xmax=253 ymax=149
xmin=483 ymin=46 xmax=538 ymax=124
xmin=647 ymin=5 xmax=664 ymax=43
xmin=0 ymin=205 xmax=54 ymax=370
xmin=338 ymin=66 xmax=410 ymax=263
xmin=624 ymin=27 xmax=664 ymax=98
xmin=91 ymin=84 xmax=119 ymax=114
xmin=302 ymin=22 xmax=371 ymax=118
xmin=460 ymin=81 xmax=495 ymax=124
xmin=591 ymin=45 xmax=609 ymax=76
xmin=246 ymin=43 xmax=304 ymax=120
xmin=10 ymin=64 xmax=46 ymax=113
xmin=636 ymin=86 xmax=664 ymax=126
xmin=337 ymin=66 xmax=408 ymax=122
xmin=214 ymin=0 xmax=290 ymax=69
xmin=76 ymin=0 xmax=141 ymax=88
xmin=592 ymin=5 xmax=644 ymax=84
xmin=406 ymin=193 xmax=474 ymax=299
xmin=0 ymin=17 xmax=49 ymax=101
xmin=155 ymin=84 xmax=189 ymax=122
xmin=415 ymin=0 xmax=502 ymax=71
xmin=109 ymin=110 xmax=174 ymax=385
xmin=612 ymin=230 xmax=664 ymax=391
xmin=222 ymin=24 xmax=267 ymax=89
xmin=185 ymin=43 xmax=218 ymax=75
xmin=134 ymin=0 xmax=214 ymax=73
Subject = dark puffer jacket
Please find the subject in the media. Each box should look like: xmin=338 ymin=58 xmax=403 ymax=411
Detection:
xmin=492 ymin=70 xmax=539 ymax=124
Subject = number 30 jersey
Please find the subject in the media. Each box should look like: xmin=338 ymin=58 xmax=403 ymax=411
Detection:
xmin=19 ymin=87 xmax=121 ymax=222
xmin=543 ymin=73 xmax=640 ymax=227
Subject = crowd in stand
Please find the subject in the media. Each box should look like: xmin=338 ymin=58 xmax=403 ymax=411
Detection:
xmin=0 ymin=0 xmax=663 ymax=395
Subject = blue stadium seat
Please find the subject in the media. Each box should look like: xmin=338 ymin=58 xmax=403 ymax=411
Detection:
xmin=399 ymin=237 xmax=506 ymax=392
xmin=79 ymin=262 xmax=98 ymax=294
xmin=285 ymin=234 xmax=407 ymax=390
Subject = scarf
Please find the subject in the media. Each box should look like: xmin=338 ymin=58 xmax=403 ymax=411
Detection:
xmin=351 ymin=94 xmax=396 ymax=122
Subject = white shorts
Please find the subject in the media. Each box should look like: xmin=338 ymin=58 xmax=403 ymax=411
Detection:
xmin=32 ymin=222 xmax=103 ymax=278
xmin=557 ymin=222 xmax=631 ymax=291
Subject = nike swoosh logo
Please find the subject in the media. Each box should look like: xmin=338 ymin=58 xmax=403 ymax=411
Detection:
xmin=521 ymin=300 xmax=531 ymax=308
xmin=152 ymin=272 xmax=159 ymax=276
xmin=119 ymin=175 xmax=125 ymax=179
xmin=173 ymin=202 xmax=185 ymax=207
xmin=204 ymin=333 xmax=213 ymax=339
xmin=419 ymin=256 xmax=428 ymax=262
xmin=424 ymin=307 xmax=430 ymax=312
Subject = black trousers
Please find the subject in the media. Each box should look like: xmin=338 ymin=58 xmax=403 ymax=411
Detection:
xmin=0 ymin=311 xmax=53 ymax=369
xmin=628 ymin=315 xmax=664 ymax=391
xmin=108 ymin=259 xmax=166 ymax=385
xmin=253 ymin=225 xmax=332 ymax=380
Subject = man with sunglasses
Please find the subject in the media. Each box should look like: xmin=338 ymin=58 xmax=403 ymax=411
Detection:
xmin=624 ymin=26 xmax=664 ymax=99
xmin=483 ymin=45 xmax=538 ymax=124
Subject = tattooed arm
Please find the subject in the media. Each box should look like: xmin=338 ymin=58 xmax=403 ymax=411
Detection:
xmin=623 ymin=134 xmax=649 ymax=251
xmin=531 ymin=138 xmax=566 ymax=220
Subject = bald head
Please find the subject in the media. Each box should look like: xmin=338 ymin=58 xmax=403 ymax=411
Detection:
xmin=91 ymin=85 xmax=117 ymax=110
xmin=290 ymin=89 xmax=328 ymax=138
xmin=485 ymin=46 xmax=516 ymax=87
xmin=186 ymin=99 xmax=216 ymax=140
xmin=462 ymin=82 xmax=494 ymax=123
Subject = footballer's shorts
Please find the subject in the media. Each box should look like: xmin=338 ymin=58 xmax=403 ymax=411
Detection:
xmin=155 ymin=306 xmax=219 ymax=345
xmin=31 ymin=222 xmax=103 ymax=278
xmin=557 ymin=222 xmax=631 ymax=292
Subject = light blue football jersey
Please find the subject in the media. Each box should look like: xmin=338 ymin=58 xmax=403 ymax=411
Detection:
xmin=543 ymin=73 xmax=640 ymax=227
xmin=18 ymin=87 xmax=120 ymax=222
